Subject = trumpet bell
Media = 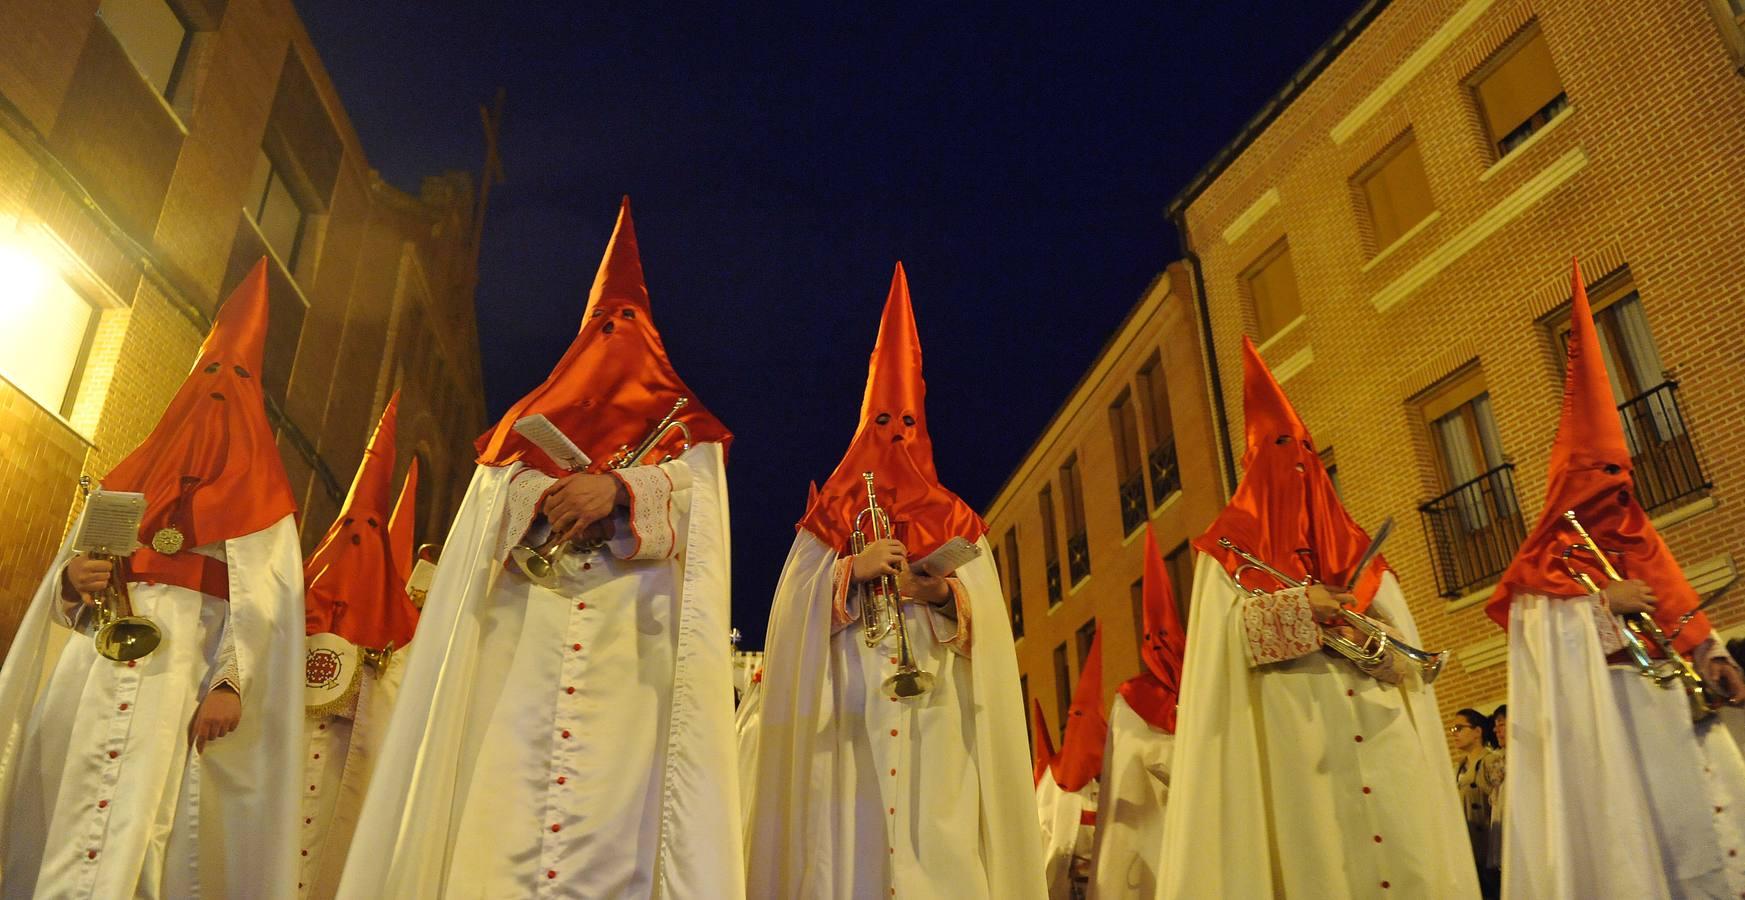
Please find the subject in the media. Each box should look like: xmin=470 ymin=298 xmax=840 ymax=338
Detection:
xmin=511 ymin=545 xmax=559 ymax=588
xmin=96 ymin=617 xmax=161 ymax=662
xmin=1419 ymin=651 xmax=1449 ymax=685
xmin=882 ymin=669 xmax=935 ymax=700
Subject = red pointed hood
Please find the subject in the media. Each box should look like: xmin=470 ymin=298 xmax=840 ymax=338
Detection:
xmin=388 ymin=456 xmax=419 ymax=585
xmin=1119 ymin=525 xmax=1186 ymax=733
xmin=304 ymin=393 xmax=420 ymax=648
xmin=476 ymin=197 xmax=731 ymax=474
xmin=102 ymin=259 xmax=297 ymax=553
xmin=796 ymin=263 xmax=986 ymax=557
xmin=1487 ymin=260 xmax=1708 ymax=650
xmin=1193 ymin=337 xmax=1385 ymax=611
xmin=1051 ymin=625 xmax=1107 ymax=791
xmin=1030 ymin=697 xmax=1058 ymax=786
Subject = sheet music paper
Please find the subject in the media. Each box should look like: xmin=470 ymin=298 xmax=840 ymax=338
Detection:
xmin=513 ymin=415 xmax=592 ymax=471
xmin=74 ymin=491 xmax=146 ymax=555
xmin=408 ymin=559 xmax=437 ymax=594
xmin=912 ymin=536 xmax=982 ymax=577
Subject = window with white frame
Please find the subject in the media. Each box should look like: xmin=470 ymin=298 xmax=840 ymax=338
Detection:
xmin=0 ymin=242 xmax=100 ymax=419
xmin=245 ymin=149 xmax=310 ymax=276
xmin=97 ymin=0 xmax=193 ymax=101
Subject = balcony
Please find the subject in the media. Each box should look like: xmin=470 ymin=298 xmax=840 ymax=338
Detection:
xmin=1046 ymin=559 xmax=1062 ymax=605
xmin=1149 ymin=441 xmax=1180 ymax=505
xmin=1621 ymin=380 xmax=1710 ymax=514
xmin=1067 ymin=531 xmax=1092 ymax=585
xmin=1119 ymin=470 xmax=1146 ymax=534
xmin=1419 ymin=463 xmax=1527 ymax=598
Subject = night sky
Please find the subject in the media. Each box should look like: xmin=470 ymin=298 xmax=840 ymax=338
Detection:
xmin=295 ymin=1 xmax=1364 ymax=647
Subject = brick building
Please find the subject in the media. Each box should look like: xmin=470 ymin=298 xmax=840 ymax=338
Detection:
xmin=0 ymin=0 xmax=490 ymax=654
xmin=982 ymin=264 xmax=1227 ymax=745
xmin=1169 ymin=0 xmax=1745 ymax=719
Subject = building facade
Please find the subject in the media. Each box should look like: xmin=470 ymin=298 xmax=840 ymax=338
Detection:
xmin=0 ymin=0 xmax=489 ymax=654
xmin=1171 ymin=0 xmax=1745 ymax=719
xmin=982 ymin=264 xmax=1227 ymax=745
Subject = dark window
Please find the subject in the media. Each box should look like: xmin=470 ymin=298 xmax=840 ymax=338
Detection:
xmin=1061 ymin=455 xmax=1091 ymax=584
xmin=1110 ymin=390 xmax=1146 ymax=534
xmin=1165 ymin=541 xmax=1194 ymax=631
xmin=1131 ymin=578 xmax=1146 ymax=670
xmin=1139 ymin=352 xmax=1180 ymax=504
xmin=1472 ymin=26 xmax=1568 ymax=158
xmin=1320 ymin=445 xmax=1342 ymax=498
xmin=1040 ymin=485 xmax=1063 ymax=605
xmin=1076 ymin=618 xmax=1097 ymax=676
xmin=1418 ymin=369 xmax=1526 ymax=597
xmin=1021 ymin=675 xmax=1031 ymax=752
xmin=1004 ymin=527 xmax=1024 ymax=638
xmin=1053 ymin=642 xmax=1071 ymax=741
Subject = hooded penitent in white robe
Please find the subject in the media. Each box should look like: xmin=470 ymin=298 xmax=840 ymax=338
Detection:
xmin=0 ymin=516 xmax=305 ymax=899
xmin=1156 ymin=557 xmax=1478 ymax=899
xmin=297 ymin=650 xmax=409 ymax=899
xmin=1089 ymin=694 xmax=1173 ymax=900
xmin=745 ymin=530 xmax=1046 ymax=899
xmin=1040 ymin=778 xmax=1096 ymax=899
xmin=734 ymin=672 xmax=764 ymax=836
xmin=1503 ymin=594 xmax=1745 ymax=899
xmin=337 ymin=444 xmax=740 ymax=899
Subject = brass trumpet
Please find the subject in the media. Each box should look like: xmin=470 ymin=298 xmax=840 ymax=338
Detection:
xmin=77 ymin=476 xmax=162 ymax=662
xmin=510 ymin=398 xmax=693 ymax=587
xmin=852 ymin=472 xmax=934 ymax=699
xmin=1561 ymin=510 xmax=1717 ymax=723
xmin=1217 ymin=538 xmax=1448 ymax=683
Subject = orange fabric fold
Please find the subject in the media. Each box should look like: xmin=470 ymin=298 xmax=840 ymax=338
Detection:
xmin=797 ymin=263 xmax=985 ymax=558
xmin=388 ymin=456 xmax=419 ymax=585
xmin=1051 ymin=625 xmax=1106 ymax=792
xmin=1487 ymin=260 xmax=1708 ymax=651
xmin=1118 ymin=524 xmax=1186 ymax=733
xmin=1030 ymin=696 xmax=1057 ymax=787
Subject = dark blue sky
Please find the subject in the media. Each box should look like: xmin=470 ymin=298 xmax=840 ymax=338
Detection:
xmin=296 ymin=1 xmax=1363 ymax=647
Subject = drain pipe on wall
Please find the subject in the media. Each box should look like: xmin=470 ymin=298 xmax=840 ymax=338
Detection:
xmin=1172 ymin=208 xmax=1237 ymax=498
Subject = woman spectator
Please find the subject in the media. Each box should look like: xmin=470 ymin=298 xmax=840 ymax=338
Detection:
xmin=1451 ymin=708 xmax=1503 ymax=897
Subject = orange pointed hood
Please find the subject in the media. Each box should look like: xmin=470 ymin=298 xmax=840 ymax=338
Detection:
xmin=102 ymin=259 xmax=297 ymax=554
xmin=388 ymin=456 xmax=419 ymax=585
xmin=1118 ymin=525 xmax=1186 ymax=733
xmin=1487 ymin=260 xmax=1708 ymax=650
xmin=1193 ymin=337 xmax=1385 ymax=611
xmin=1051 ymin=625 xmax=1107 ymax=791
xmin=476 ymin=197 xmax=731 ymax=474
xmin=1030 ymin=697 xmax=1058 ymax=786
xmin=796 ymin=263 xmax=985 ymax=557
xmin=304 ymin=393 xmax=420 ymax=648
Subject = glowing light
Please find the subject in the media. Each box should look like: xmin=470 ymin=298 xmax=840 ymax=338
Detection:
xmin=0 ymin=237 xmax=93 ymax=417
xmin=0 ymin=242 xmax=52 ymax=322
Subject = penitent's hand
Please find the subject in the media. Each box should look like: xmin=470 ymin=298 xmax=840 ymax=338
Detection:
xmin=1305 ymin=584 xmax=1353 ymax=623
xmin=851 ymin=538 xmax=906 ymax=584
xmin=898 ymin=569 xmax=951 ymax=606
xmin=1707 ymin=658 xmax=1745 ymax=705
xmin=1601 ymin=579 xmax=1658 ymax=617
xmin=545 ymin=473 xmax=626 ymax=542
xmin=190 ymin=685 xmax=242 ymax=752
xmin=63 ymin=555 xmax=113 ymax=604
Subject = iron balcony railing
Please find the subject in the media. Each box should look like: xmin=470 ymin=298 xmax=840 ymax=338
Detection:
xmin=1046 ymin=558 xmax=1063 ymax=605
xmin=1067 ymin=531 xmax=1092 ymax=585
xmin=1119 ymin=470 xmax=1147 ymax=535
xmin=1149 ymin=441 xmax=1181 ymax=505
xmin=1419 ymin=463 xmax=1527 ymax=598
xmin=1621 ymin=380 xmax=1710 ymax=514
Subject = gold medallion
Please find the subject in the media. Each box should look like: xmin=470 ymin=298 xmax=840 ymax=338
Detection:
xmin=152 ymin=526 xmax=185 ymax=555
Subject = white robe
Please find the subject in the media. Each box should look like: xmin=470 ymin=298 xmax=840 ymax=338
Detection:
xmin=734 ymin=675 xmax=763 ymax=837
xmin=1504 ymin=593 xmax=1745 ymax=899
xmin=1039 ymin=775 xmax=1095 ymax=900
xmin=746 ymin=531 xmax=1046 ymax=899
xmin=0 ymin=516 xmax=304 ymax=899
xmin=1089 ymin=695 xmax=1173 ymax=900
xmin=337 ymin=445 xmax=740 ymax=899
xmin=296 ymin=648 xmax=408 ymax=899
xmin=1156 ymin=556 xmax=1478 ymax=899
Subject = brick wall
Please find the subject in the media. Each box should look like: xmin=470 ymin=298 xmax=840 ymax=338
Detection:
xmin=1179 ymin=0 xmax=1745 ymax=723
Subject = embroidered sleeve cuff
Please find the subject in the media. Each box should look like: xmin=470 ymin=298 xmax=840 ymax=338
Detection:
xmin=1694 ymin=635 xmax=1736 ymax=676
xmin=831 ymin=556 xmax=857 ymax=634
xmin=208 ymin=623 xmax=242 ymax=697
xmin=925 ymin=577 xmax=972 ymax=657
xmin=1240 ymin=586 xmax=1321 ymax=667
xmin=1587 ymin=592 xmax=1629 ymax=656
xmin=500 ymin=468 xmax=558 ymax=563
xmin=53 ymin=559 xmax=90 ymax=631
xmin=607 ymin=464 xmax=680 ymax=560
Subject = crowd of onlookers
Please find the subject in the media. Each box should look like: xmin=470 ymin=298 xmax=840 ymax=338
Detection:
xmin=1450 ymin=705 xmax=1507 ymax=899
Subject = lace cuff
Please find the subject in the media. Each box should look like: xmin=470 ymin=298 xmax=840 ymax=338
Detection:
xmin=500 ymin=468 xmax=558 ymax=563
xmin=1240 ymin=586 xmax=1321 ymax=667
xmin=606 ymin=462 xmax=682 ymax=561
xmin=207 ymin=610 xmax=242 ymax=696
xmin=53 ymin=559 xmax=92 ymax=631
xmin=1693 ymin=634 xmax=1736 ymax=681
xmin=1588 ymin=592 xmax=1629 ymax=656
xmin=830 ymin=556 xmax=857 ymax=634
xmin=924 ymin=578 xmax=972 ymax=657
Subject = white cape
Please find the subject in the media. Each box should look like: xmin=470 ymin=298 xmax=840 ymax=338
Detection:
xmin=338 ymin=445 xmax=740 ymax=899
xmin=734 ymin=674 xmax=763 ymax=837
xmin=746 ymin=530 xmax=1045 ymax=898
xmin=1505 ymin=594 xmax=1745 ymax=899
xmin=1089 ymin=694 xmax=1173 ymax=900
xmin=1156 ymin=555 xmax=1477 ymax=898
xmin=0 ymin=515 xmax=304 ymax=899
xmin=1039 ymin=775 xmax=1095 ymax=900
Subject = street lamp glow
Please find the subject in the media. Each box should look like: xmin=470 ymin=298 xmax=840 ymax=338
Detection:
xmin=0 ymin=241 xmax=52 ymax=323
xmin=0 ymin=238 xmax=92 ymax=416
